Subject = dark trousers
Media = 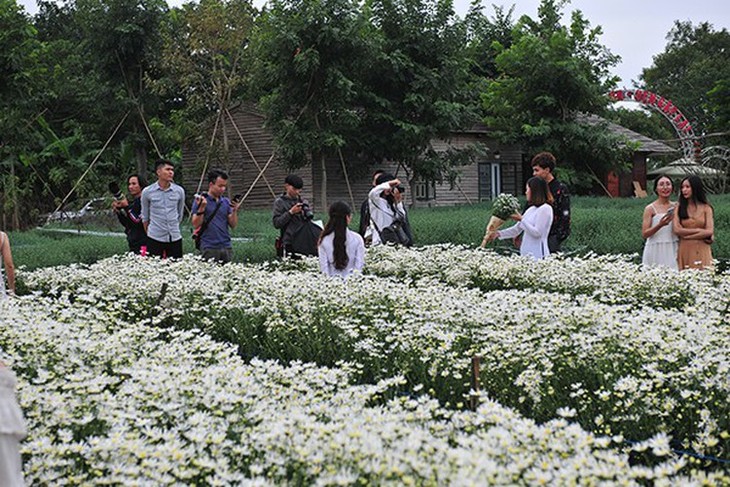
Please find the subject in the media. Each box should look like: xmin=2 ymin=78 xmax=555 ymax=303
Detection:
xmin=147 ymin=238 xmax=183 ymax=259
xmin=548 ymin=235 xmax=563 ymax=254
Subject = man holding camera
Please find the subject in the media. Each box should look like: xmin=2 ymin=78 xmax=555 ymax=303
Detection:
xmin=111 ymin=174 xmax=148 ymax=254
xmin=141 ymin=159 xmax=186 ymax=259
xmin=191 ymin=169 xmax=241 ymax=264
xmin=272 ymin=174 xmax=317 ymax=258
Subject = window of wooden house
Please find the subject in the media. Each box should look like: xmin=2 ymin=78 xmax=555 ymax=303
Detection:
xmin=415 ymin=179 xmax=435 ymax=200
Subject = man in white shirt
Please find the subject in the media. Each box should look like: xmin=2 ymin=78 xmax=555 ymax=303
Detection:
xmin=141 ymin=160 xmax=186 ymax=258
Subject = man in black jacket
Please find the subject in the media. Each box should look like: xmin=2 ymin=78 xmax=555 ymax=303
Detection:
xmin=272 ymin=174 xmax=317 ymax=258
xmin=112 ymin=174 xmax=148 ymax=254
xmin=531 ymin=152 xmax=571 ymax=253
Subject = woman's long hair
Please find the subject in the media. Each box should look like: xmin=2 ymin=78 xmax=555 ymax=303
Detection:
xmin=526 ymin=176 xmax=553 ymax=206
xmin=678 ymin=175 xmax=711 ymax=220
xmin=319 ymin=201 xmax=351 ymax=270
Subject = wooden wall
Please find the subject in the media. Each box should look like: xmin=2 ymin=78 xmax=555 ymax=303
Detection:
xmin=182 ymin=105 xmax=525 ymax=211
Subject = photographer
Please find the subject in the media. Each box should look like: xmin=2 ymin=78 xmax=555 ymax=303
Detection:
xmin=272 ymin=174 xmax=318 ymax=258
xmin=368 ymin=173 xmax=413 ymax=247
xmin=191 ymin=169 xmax=241 ymax=264
xmin=111 ymin=174 xmax=148 ymax=254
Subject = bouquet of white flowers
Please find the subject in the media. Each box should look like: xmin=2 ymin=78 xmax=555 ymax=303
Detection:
xmin=480 ymin=193 xmax=520 ymax=247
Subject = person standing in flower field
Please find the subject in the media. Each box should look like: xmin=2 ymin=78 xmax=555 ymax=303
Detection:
xmin=111 ymin=174 xmax=148 ymax=255
xmin=673 ymin=175 xmax=714 ymax=270
xmin=531 ymin=152 xmax=570 ymax=252
xmin=485 ymin=177 xmax=553 ymax=260
xmin=641 ymin=176 xmax=679 ymax=270
xmin=318 ymin=201 xmax=365 ymax=278
xmin=0 ymin=361 xmax=26 ymax=486
xmin=141 ymin=159 xmax=186 ymax=259
xmin=359 ymin=169 xmax=384 ymax=245
xmin=272 ymin=174 xmax=318 ymax=258
xmin=0 ymin=231 xmax=15 ymax=297
xmin=191 ymin=169 xmax=242 ymax=264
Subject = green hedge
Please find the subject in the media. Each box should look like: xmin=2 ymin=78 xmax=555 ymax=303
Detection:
xmin=8 ymin=194 xmax=730 ymax=269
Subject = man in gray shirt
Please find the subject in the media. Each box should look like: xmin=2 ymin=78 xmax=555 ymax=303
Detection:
xmin=141 ymin=159 xmax=186 ymax=258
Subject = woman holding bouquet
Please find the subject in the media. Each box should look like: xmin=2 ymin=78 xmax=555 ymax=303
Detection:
xmin=485 ymin=177 xmax=553 ymax=260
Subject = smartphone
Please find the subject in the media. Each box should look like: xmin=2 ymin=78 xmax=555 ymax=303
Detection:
xmin=666 ymin=207 xmax=674 ymax=216
xmin=233 ymin=194 xmax=243 ymax=204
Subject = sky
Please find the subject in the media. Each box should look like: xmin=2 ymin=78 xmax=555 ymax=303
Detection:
xmin=16 ymin=0 xmax=730 ymax=88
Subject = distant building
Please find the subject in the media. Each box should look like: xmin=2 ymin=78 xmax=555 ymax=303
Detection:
xmin=181 ymin=104 xmax=673 ymax=209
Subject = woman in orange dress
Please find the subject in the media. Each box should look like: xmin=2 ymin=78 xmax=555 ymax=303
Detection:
xmin=673 ymin=175 xmax=714 ymax=270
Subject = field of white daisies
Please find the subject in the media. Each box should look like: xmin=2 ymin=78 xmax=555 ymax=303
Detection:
xmin=2 ymin=244 xmax=729 ymax=485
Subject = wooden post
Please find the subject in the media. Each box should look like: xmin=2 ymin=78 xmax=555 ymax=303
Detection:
xmin=470 ymin=355 xmax=481 ymax=411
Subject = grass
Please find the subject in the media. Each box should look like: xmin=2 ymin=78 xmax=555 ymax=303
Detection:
xmin=7 ymin=194 xmax=730 ymax=270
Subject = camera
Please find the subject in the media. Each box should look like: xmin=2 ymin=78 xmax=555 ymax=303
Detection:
xmin=299 ymin=202 xmax=314 ymax=220
xmin=108 ymin=182 xmax=124 ymax=201
xmin=395 ymin=185 xmax=405 ymax=193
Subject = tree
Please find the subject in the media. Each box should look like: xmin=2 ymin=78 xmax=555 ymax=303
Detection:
xmin=640 ymin=21 xmax=730 ymax=148
xmin=252 ymin=0 xmax=376 ymax=209
xmin=155 ymin=0 xmax=257 ymax=183
xmin=481 ymin=0 xmax=624 ymax=192
xmin=357 ymin=0 xmax=479 ymax=191
xmin=0 ymin=0 xmax=43 ymax=228
xmin=73 ymin=0 xmax=169 ymax=174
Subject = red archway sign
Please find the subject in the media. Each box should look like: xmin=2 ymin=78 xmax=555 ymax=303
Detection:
xmin=608 ymin=89 xmax=698 ymax=161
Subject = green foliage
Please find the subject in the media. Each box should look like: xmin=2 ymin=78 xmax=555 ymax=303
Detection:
xmin=358 ymin=0 xmax=478 ymax=184
xmin=155 ymin=0 xmax=257 ymax=143
xmin=481 ymin=0 xmax=625 ymax=192
xmin=640 ymin=21 xmax=730 ymax=146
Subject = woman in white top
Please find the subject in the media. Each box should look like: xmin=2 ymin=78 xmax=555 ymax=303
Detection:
xmin=0 ymin=362 xmax=26 ymax=486
xmin=641 ymin=176 xmax=678 ymax=270
xmin=0 ymin=232 xmax=15 ymax=298
xmin=318 ymin=201 xmax=366 ymax=278
xmin=368 ymin=173 xmax=412 ymax=247
xmin=486 ymin=177 xmax=554 ymax=260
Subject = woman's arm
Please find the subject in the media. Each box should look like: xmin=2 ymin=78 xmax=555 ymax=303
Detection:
xmin=318 ymin=237 xmax=332 ymax=276
xmin=2 ymin=233 xmax=15 ymax=295
xmin=672 ymin=210 xmax=696 ymax=237
xmin=641 ymin=205 xmax=672 ymax=239
xmin=497 ymin=221 xmax=523 ymax=240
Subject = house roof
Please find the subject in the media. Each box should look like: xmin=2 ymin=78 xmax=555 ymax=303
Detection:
xmin=577 ymin=113 xmax=677 ymax=155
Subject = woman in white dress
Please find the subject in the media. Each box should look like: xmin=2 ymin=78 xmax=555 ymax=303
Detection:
xmin=641 ymin=176 xmax=678 ymax=270
xmin=0 ymin=362 xmax=26 ymax=486
xmin=318 ymin=201 xmax=366 ymax=279
xmin=0 ymin=231 xmax=16 ymax=298
xmin=486 ymin=177 xmax=554 ymax=260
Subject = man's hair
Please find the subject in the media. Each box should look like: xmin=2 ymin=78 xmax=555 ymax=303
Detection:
xmin=530 ymin=152 xmax=556 ymax=172
xmin=372 ymin=169 xmax=384 ymax=178
xmin=155 ymin=159 xmax=174 ymax=170
xmin=207 ymin=169 xmax=229 ymax=184
xmin=375 ymin=173 xmax=395 ymax=186
xmin=284 ymin=174 xmax=304 ymax=189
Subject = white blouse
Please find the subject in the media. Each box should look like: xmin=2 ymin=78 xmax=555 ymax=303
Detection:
xmin=368 ymin=182 xmax=407 ymax=246
xmin=497 ymin=204 xmax=553 ymax=260
xmin=318 ymin=229 xmax=366 ymax=278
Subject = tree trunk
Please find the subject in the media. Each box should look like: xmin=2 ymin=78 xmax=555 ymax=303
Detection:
xmin=319 ymin=151 xmax=327 ymax=213
xmin=11 ymin=161 xmax=19 ymax=230
xmin=314 ymin=113 xmax=327 ymax=212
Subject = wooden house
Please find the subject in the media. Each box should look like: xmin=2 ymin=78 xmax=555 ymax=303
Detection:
xmin=181 ymin=104 xmax=524 ymax=212
xmin=181 ymin=105 xmax=674 ymax=210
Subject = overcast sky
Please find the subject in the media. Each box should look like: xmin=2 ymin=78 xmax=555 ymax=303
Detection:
xmin=16 ymin=0 xmax=730 ymax=87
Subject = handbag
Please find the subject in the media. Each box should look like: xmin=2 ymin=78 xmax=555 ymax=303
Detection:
xmin=379 ymin=219 xmax=410 ymax=245
xmin=371 ymin=202 xmax=411 ymax=246
xmin=192 ymin=200 xmax=222 ymax=250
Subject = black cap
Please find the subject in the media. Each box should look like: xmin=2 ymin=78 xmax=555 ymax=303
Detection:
xmin=375 ymin=173 xmax=395 ymax=186
xmin=284 ymin=174 xmax=304 ymax=189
